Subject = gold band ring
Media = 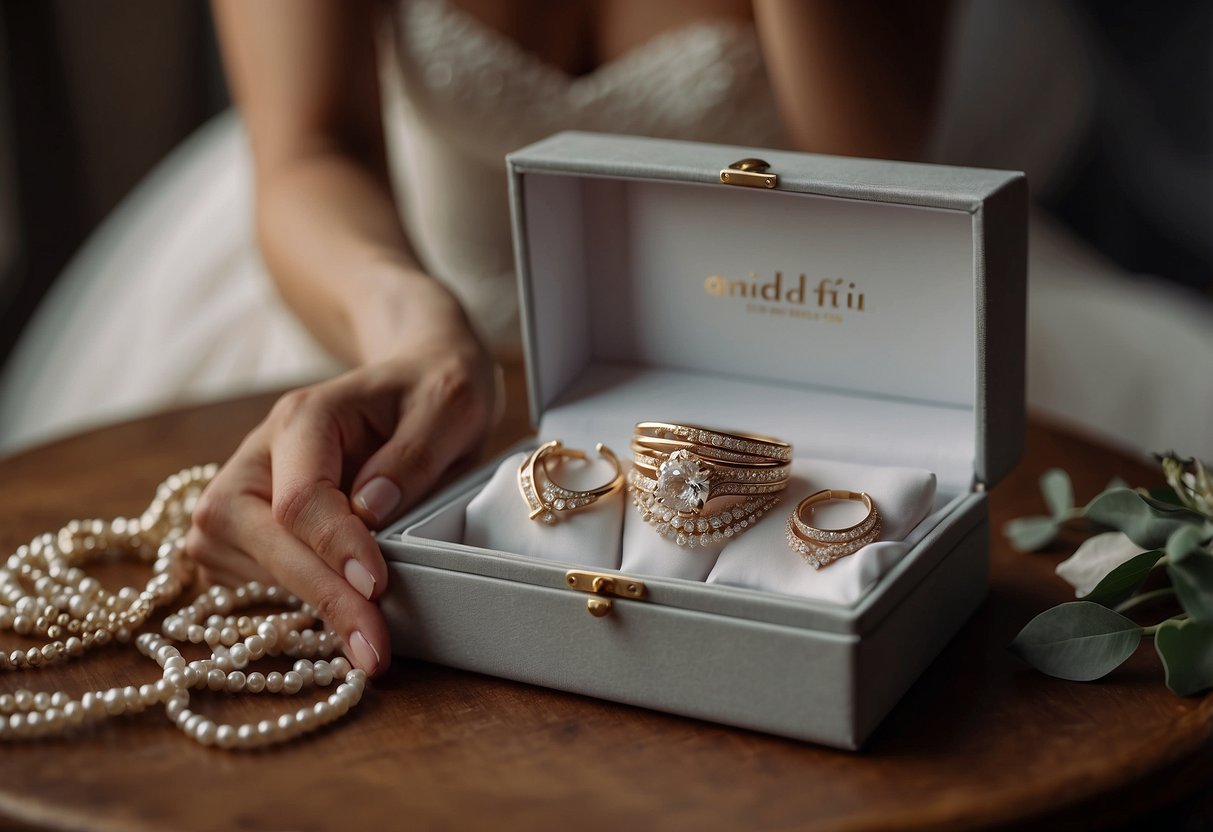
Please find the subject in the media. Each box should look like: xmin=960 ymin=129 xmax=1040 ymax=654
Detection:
xmin=517 ymin=440 xmax=624 ymax=524
xmin=633 ymin=422 xmax=791 ymax=462
xmin=786 ymin=490 xmax=881 ymax=569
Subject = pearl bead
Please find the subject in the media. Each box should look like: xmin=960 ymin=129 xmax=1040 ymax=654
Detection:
xmin=265 ymin=672 xmax=284 ymax=694
xmin=64 ymin=702 xmax=84 ymax=726
xmin=229 ymin=643 xmax=250 ymax=668
xmin=282 ymin=671 xmax=303 ymax=695
xmin=216 ymin=724 xmax=236 ymax=749
xmin=313 ymin=661 xmax=334 ymax=687
xmin=165 ymin=698 xmax=185 ymax=721
xmin=236 ymin=723 xmax=255 ymax=746
xmin=257 ymin=621 xmax=278 ymax=647
xmin=195 ymin=719 xmax=217 ymax=746
xmin=292 ymin=660 xmax=314 ymax=686
xmin=103 ymin=689 xmax=125 ymax=716
xmin=245 ymin=673 xmax=266 ymax=694
xmin=207 ymin=669 xmax=227 ymax=692
xmin=225 ymin=671 xmax=246 ymax=693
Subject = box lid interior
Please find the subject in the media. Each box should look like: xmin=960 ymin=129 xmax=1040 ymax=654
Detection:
xmin=507 ymin=132 xmax=1026 ymax=493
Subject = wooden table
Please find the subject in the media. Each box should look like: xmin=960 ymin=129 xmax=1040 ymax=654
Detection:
xmin=1 ymin=380 xmax=1210 ymax=832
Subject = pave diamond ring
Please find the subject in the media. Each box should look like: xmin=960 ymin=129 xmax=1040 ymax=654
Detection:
xmin=633 ymin=422 xmax=791 ymax=462
xmin=629 ymin=422 xmax=791 ymax=519
xmin=630 ymin=447 xmax=790 ymax=514
xmin=628 ymin=469 xmax=780 ymax=548
xmin=786 ymin=490 xmax=882 ymax=569
xmin=517 ymin=440 xmax=624 ymax=524
xmin=628 ymin=421 xmax=792 ymax=545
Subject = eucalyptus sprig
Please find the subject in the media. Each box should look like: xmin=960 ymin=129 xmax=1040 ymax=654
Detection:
xmin=1006 ymin=453 xmax=1213 ymax=695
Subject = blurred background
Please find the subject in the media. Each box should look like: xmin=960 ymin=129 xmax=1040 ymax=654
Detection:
xmin=0 ymin=0 xmax=1209 ymax=455
xmin=0 ymin=1 xmax=228 ymax=365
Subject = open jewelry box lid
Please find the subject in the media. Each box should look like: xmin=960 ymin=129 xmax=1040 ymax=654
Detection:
xmin=505 ymin=132 xmax=1026 ymax=493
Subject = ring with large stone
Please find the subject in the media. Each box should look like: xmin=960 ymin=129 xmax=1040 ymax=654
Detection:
xmin=517 ymin=440 xmax=624 ymax=525
xmin=627 ymin=467 xmax=781 ymax=547
xmin=786 ymin=490 xmax=882 ymax=569
xmin=630 ymin=446 xmax=790 ymax=515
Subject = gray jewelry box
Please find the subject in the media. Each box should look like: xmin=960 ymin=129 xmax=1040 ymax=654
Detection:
xmin=378 ymin=132 xmax=1026 ymax=749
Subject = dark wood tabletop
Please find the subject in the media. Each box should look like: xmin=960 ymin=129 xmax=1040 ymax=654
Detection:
xmin=1 ymin=370 xmax=1210 ymax=832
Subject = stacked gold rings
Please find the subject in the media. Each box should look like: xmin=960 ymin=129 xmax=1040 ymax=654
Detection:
xmin=628 ymin=422 xmax=792 ymax=547
xmin=785 ymin=490 xmax=882 ymax=569
xmin=518 ymin=440 xmax=624 ymax=525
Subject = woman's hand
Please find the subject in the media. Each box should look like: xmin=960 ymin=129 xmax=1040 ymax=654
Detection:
xmin=185 ymin=329 xmax=496 ymax=676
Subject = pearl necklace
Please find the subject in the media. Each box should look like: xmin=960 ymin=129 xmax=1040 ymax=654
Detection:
xmin=0 ymin=465 xmax=366 ymax=747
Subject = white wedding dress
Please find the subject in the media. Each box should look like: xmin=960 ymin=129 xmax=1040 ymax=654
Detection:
xmin=1 ymin=0 xmax=1210 ymax=458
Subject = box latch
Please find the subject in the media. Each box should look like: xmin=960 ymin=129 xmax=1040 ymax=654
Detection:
xmin=564 ymin=570 xmax=647 ymax=618
xmin=720 ymin=158 xmax=777 ymax=189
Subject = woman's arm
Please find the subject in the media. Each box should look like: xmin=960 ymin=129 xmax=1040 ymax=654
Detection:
xmin=191 ymin=1 xmax=495 ymax=675
xmin=753 ymin=0 xmax=951 ymax=161
xmin=212 ymin=0 xmax=468 ymax=365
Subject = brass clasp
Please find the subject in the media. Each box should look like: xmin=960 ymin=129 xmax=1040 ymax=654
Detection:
xmin=565 ymin=570 xmax=647 ymax=618
xmin=720 ymin=158 xmax=777 ymax=189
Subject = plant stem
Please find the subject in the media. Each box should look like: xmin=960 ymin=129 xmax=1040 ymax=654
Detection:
xmin=1143 ymin=614 xmax=1190 ymax=637
xmin=1114 ymin=587 xmax=1177 ymax=614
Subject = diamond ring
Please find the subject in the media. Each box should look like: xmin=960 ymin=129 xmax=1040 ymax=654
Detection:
xmin=517 ymin=440 xmax=624 ymax=524
xmin=628 ymin=421 xmax=792 ymax=545
xmin=786 ymin=490 xmax=881 ymax=568
xmin=630 ymin=447 xmax=790 ymax=514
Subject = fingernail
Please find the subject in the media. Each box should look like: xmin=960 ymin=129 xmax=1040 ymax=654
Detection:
xmin=354 ymin=477 xmax=401 ymax=526
xmin=349 ymin=630 xmax=381 ymax=674
xmin=344 ymin=559 xmax=376 ymax=600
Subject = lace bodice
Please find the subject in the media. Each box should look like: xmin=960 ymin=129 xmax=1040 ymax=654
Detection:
xmin=382 ymin=0 xmax=784 ymax=350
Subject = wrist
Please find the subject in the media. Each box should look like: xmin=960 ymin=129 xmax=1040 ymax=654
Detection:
xmin=345 ymin=261 xmax=483 ymax=366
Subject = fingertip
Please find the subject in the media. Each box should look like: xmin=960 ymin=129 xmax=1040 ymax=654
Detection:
xmin=343 ymin=557 xmax=380 ymax=601
xmin=352 ymin=475 xmax=402 ymax=528
xmin=347 ymin=629 xmax=389 ymax=677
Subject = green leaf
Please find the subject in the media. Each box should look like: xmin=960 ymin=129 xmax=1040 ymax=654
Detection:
xmin=1041 ymin=468 xmax=1074 ymax=518
xmin=1155 ymin=618 xmax=1213 ymax=696
xmin=1166 ymin=524 xmax=1211 ymax=563
xmin=1168 ymin=547 xmax=1213 ymax=622
xmin=1004 ymin=516 xmax=1061 ymax=552
xmin=1146 ymin=486 xmax=1184 ymax=507
xmin=1083 ymin=549 xmax=1165 ymax=607
xmin=1056 ymin=532 xmax=1143 ymax=597
xmin=1084 ymin=488 xmax=1207 ymax=549
xmin=1009 ymin=602 xmax=1142 ymax=681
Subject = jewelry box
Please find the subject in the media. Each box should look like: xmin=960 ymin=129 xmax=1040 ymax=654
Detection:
xmin=378 ymin=132 xmax=1026 ymax=749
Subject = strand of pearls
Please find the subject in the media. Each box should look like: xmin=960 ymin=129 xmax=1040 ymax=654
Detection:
xmin=0 ymin=465 xmax=367 ymax=747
